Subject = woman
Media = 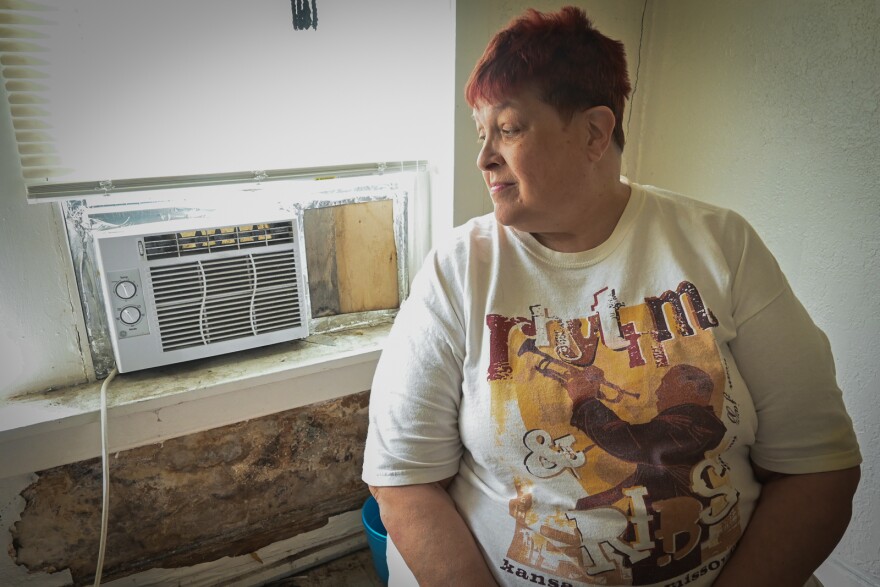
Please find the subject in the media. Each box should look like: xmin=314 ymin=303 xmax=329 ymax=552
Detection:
xmin=363 ymin=7 xmax=861 ymax=586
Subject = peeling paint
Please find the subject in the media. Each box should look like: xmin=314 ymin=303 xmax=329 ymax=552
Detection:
xmin=0 ymin=474 xmax=73 ymax=586
xmin=10 ymin=391 xmax=371 ymax=586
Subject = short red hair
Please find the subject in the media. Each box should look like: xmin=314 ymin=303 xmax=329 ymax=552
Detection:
xmin=465 ymin=6 xmax=632 ymax=151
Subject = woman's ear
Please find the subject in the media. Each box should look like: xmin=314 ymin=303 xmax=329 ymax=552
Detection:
xmin=582 ymin=106 xmax=616 ymax=161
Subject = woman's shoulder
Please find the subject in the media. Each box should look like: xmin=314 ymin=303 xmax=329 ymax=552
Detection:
xmin=450 ymin=212 xmax=499 ymax=240
xmin=410 ymin=213 xmax=499 ymax=287
xmin=633 ymin=182 xmax=753 ymax=233
xmin=431 ymin=213 xmax=500 ymax=259
xmin=631 ymin=183 xmax=774 ymax=280
xmin=637 ymin=182 xmax=736 ymax=214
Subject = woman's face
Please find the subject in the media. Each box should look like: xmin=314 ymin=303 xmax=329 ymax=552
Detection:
xmin=472 ymin=88 xmax=593 ymax=241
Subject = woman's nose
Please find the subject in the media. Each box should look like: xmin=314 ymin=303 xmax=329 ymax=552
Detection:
xmin=477 ymin=138 xmax=502 ymax=171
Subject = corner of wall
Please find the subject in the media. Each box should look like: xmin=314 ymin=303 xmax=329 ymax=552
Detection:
xmin=626 ymin=0 xmax=659 ymax=185
xmin=51 ymin=203 xmax=96 ymax=383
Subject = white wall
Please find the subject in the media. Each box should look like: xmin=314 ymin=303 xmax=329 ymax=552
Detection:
xmin=0 ymin=86 xmax=91 ymax=397
xmin=632 ymin=0 xmax=879 ymax=583
xmin=453 ymin=0 xmax=649 ymax=227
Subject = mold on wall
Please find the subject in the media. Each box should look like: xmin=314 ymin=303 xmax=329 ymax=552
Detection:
xmin=10 ymin=391 xmax=370 ymax=586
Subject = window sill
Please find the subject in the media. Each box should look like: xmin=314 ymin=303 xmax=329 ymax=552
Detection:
xmin=0 ymin=322 xmax=391 ymax=478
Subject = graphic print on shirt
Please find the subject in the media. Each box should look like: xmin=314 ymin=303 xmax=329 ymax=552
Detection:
xmin=485 ymin=281 xmax=743 ymax=586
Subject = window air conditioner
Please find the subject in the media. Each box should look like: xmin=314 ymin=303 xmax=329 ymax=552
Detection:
xmin=93 ymin=212 xmax=310 ymax=373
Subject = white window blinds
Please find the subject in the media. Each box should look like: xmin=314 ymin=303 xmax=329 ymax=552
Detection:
xmin=0 ymin=0 xmax=454 ymax=201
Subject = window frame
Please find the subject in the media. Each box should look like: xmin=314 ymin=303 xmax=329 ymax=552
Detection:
xmin=61 ymin=161 xmax=424 ymax=378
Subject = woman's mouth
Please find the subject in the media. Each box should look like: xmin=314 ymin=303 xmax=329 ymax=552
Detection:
xmin=489 ymin=182 xmax=514 ymax=194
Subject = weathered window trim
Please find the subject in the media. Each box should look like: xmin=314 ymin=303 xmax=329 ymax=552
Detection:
xmin=0 ymin=321 xmax=390 ymax=479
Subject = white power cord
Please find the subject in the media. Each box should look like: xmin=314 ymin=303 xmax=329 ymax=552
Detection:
xmin=94 ymin=366 xmax=118 ymax=586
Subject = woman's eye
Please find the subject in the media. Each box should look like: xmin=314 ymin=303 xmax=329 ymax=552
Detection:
xmin=477 ymin=134 xmax=486 ymax=143
xmin=501 ymin=127 xmax=518 ymax=137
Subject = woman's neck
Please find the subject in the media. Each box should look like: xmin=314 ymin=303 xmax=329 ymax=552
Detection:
xmin=531 ymin=177 xmax=631 ymax=253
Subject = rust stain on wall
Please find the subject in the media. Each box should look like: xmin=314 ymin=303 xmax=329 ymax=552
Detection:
xmin=11 ymin=391 xmax=371 ymax=586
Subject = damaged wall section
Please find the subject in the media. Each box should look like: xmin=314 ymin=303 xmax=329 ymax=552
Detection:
xmin=10 ymin=391 xmax=371 ymax=586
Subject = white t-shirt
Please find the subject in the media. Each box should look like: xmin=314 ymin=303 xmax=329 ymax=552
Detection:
xmin=363 ymin=183 xmax=861 ymax=587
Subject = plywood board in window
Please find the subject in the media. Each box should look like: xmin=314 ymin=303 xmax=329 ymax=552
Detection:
xmin=304 ymin=199 xmax=399 ymax=317
xmin=335 ymin=200 xmax=399 ymax=313
xmin=304 ymin=206 xmax=341 ymax=317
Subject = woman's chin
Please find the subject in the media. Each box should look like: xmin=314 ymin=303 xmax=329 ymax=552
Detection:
xmin=492 ymin=206 xmax=522 ymax=228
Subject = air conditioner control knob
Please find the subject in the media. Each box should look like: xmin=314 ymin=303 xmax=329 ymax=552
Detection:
xmin=115 ymin=280 xmax=137 ymax=299
xmin=120 ymin=306 xmax=142 ymax=325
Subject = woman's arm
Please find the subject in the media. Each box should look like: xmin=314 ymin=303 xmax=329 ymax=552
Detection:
xmin=714 ymin=464 xmax=860 ymax=587
xmin=370 ymin=479 xmax=499 ymax=586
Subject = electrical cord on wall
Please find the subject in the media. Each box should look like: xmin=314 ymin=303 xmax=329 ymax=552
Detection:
xmin=94 ymin=366 xmax=118 ymax=586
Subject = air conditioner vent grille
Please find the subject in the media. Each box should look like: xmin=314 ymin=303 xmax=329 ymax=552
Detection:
xmin=149 ymin=250 xmax=302 ymax=352
xmin=143 ymin=221 xmax=295 ymax=260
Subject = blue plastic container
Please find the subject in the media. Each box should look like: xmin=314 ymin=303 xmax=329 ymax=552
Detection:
xmin=361 ymin=496 xmax=389 ymax=584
